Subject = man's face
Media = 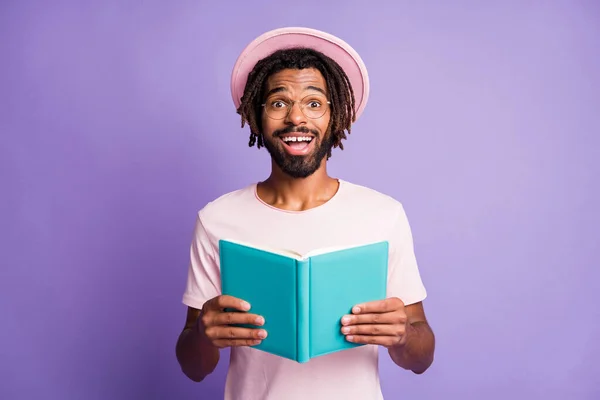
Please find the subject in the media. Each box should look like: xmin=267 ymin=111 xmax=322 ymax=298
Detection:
xmin=260 ymin=68 xmax=333 ymax=179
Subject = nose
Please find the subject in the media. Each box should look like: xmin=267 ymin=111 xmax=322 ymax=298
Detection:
xmin=285 ymin=101 xmax=307 ymax=125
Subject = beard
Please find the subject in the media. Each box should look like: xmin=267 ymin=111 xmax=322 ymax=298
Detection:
xmin=263 ymin=125 xmax=334 ymax=179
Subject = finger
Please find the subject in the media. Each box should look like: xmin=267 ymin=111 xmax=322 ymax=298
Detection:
xmin=341 ymin=323 xmax=403 ymax=337
xmin=208 ymin=295 xmax=251 ymax=312
xmin=341 ymin=311 xmax=404 ymax=326
xmin=211 ymin=312 xmax=265 ymax=327
xmin=351 ymin=297 xmax=404 ymax=315
xmin=213 ymin=338 xmax=263 ymax=348
xmin=345 ymin=334 xmax=402 ymax=347
xmin=206 ymin=325 xmax=268 ymax=342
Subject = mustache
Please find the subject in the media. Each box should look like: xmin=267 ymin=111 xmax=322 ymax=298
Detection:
xmin=273 ymin=126 xmax=319 ymax=138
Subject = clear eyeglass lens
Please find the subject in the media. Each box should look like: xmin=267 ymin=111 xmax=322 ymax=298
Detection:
xmin=264 ymin=97 xmax=328 ymax=119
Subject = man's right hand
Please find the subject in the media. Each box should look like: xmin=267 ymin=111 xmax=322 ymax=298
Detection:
xmin=198 ymin=295 xmax=267 ymax=348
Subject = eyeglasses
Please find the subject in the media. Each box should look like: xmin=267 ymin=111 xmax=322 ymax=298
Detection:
xmin=261 ymin=95 xmax=331 ymax=120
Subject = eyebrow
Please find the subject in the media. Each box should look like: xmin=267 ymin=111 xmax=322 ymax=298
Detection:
xmin=264 ymin=85 xmax=327 ymax=98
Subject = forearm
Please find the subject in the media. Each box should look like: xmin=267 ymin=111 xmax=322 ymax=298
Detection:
xmin=176 ymin=324 xmax=220 ymax=382
xmin=388 ymin=320 xmax=435 ymax=374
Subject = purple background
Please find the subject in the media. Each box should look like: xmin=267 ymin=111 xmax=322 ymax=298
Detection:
xmin=1 ymin=1 xmax=598 ymax=399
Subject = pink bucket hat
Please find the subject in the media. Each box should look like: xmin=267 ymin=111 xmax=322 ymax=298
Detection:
xmin=230 ymin=27 xmax=370 ymax=120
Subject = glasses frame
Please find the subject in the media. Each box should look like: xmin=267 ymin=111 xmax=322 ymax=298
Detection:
xmin=261 ymin=95 xmax=331 ymax=120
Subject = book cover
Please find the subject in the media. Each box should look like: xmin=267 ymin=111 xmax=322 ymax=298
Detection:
xmin=219 ymin=239 xmax=389 ymax=363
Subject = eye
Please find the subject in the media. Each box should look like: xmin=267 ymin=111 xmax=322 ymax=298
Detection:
xmin=307 ymin=101 xmax=321 ymax=108
xmin=271 ymin=100 xmax=287 ymax=109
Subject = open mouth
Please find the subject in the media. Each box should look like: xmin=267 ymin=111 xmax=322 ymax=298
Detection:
xmin=279 ymin=135 xmax=315 ymax=155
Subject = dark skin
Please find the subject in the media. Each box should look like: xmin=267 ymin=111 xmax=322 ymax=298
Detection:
xmin=175 ymin=68 xmax=435 ymax=382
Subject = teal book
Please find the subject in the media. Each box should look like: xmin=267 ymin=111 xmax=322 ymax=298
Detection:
xmin=219 ymin=239 xmax=389 ymax=363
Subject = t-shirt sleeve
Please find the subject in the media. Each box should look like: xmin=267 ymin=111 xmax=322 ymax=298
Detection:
xmin=386 ymin=204 xmax=427 ymax=305
xmin=181 ymin=213 xmax=221 ymax=310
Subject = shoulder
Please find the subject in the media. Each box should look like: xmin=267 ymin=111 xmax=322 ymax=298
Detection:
xmin=196 ymin=184 xmax=256 ymax=224
xmin=339 ymin=180 xmax=405 ymax=215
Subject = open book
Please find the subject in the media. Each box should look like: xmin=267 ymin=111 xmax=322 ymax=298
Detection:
xmin=219 ymin=239 xmax=389 ymax=363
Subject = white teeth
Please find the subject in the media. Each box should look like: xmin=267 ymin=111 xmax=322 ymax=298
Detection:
xmin=282 ymin=136 xmax=312 ymax=142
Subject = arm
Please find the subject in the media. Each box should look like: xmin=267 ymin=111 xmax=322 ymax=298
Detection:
xmin=175 ymin=307 xmax=220 ymax=382
xmin=341 ymin=298 xmax=435 ymax=374
xmin=387 ymin=301 xmax=435 ymax=374
xmin=383 ymin=204 xmax=434 ymax=373
xmin=175 ymin=296 xmax=267 ymax=382
xmin=177 ymin=214 xmax=222 ymax=382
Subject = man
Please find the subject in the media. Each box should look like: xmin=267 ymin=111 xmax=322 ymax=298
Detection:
xmin=176 ymin=27 xmax=435 ymax=399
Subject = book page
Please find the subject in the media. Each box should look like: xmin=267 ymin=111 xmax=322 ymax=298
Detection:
xmin=302 ymin=240 xmax=386 ymax=258
xmin=220 ymin=239 xmax=387 ymax=260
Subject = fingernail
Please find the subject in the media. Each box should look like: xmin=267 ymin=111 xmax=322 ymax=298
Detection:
xmin=255 ymin=316 xmax=264 ymax=325
xmin=341 ymin=316 xmax=350 ymax=325
xmin=346 ymin=335 xmax=354 ymax=341
xmin=241 ymin=301 xmax=250 ymax=310
xmin=342 ymin=327 xmax=350 ymax=334
xmin=258 ymin=330 xmax=267 ymax=339
xmin=352 ymin=306 xmax=361 ymax=313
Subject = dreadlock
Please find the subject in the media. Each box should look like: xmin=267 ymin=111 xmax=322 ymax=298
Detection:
xmin=236 ymin=47 xmax=356 ymax=159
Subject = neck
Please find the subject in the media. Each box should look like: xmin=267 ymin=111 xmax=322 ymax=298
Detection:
xmin=257 ymin=159 xmax=339 ymax=212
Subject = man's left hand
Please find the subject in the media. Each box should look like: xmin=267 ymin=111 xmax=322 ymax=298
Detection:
xmin=340 ymin=297 xmax=409 ymax=349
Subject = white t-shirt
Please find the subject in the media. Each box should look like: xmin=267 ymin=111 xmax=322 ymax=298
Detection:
xmin=182 ymin=179 xmax=427 ymax=400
